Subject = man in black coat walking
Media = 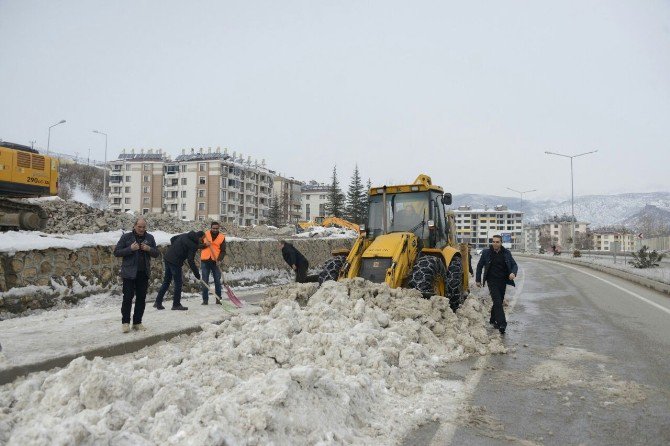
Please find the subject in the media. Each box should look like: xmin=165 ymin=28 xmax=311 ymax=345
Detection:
xmin=114 ymin=217 xmax=160 ymax=333
xmin=154 ymin=230 xmax=205 ymax=311
xmin=475 ymin=235 xmax=518 ymax=335
xmin=279 ymin=240 xmax=310 ymax=283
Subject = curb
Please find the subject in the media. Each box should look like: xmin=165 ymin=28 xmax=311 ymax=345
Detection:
xmin=516 ymin=253 xmax=670 ymax=296
xmin=0 ymin=322 xmax=218 ymax=386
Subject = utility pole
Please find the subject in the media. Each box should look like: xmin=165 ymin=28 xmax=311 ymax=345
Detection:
xmin=506 ymin=187 xmax=536 ymax=252
xmin=545 ymin=149 xmax=598 ymax=253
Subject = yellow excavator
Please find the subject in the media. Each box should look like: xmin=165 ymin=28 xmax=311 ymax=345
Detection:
xmin=297 ymin=216 xmax=360 ymax=233
xmin=319 ymin=174 xmax=469 ymax=310
xmin=0 ymin=141 xmax=59 ymax=230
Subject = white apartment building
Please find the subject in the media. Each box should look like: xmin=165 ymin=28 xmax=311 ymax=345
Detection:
xmin=523 ymin=225 xmax=541 ymax=253
xmin=591 ymin=230 xmax=636 ymax=252
xmin=454 ymin=205 xmax=524 ymax=251
xmin=272 ymin=175 xmax=304 ymax=224
xmin=539 ymin=218 xmax=590 ymax=250
xmin=109 ymin=150 xmax=168 ymax=214
xmin=301 ymin=181 xmax=330 ymax=221
xmin=108 ymin=147 xmax=274 ymax=226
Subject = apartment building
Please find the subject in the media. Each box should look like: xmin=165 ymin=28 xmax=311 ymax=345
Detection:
xmin=272 ymin=175 xmax=304 ymax=224
xmin=539 ymin=218 xmax=590 ymax=250
xmin=591 ymin=230 xmax=636 ymax=252
xmin=523 ymin=225 xmax=541 ymax=253
xmin=301 ymin=181 xmax=329 ymax=221
xmin=108 ymin=150 xmax=168 ymax=214
xmin=454 ymin=205 xmax=524 ymax=251
xmin=108 ymin=147 xmax=274 ymax=225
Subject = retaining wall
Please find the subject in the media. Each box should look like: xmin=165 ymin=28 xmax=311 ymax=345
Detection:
xmin=0 ymin=238 xmax=354 ymax=314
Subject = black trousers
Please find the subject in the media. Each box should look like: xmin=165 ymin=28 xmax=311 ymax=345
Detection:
xmin=296 ymin=263 xmax=309 ymax=283
xmin=121 ymin=270 xmax=149 ymax=324
xmin=487 ymin=280 xmax=507 ymax=330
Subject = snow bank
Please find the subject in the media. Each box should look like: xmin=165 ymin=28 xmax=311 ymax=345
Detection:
xmin=0 ymin=279 xmax=505 ymax=445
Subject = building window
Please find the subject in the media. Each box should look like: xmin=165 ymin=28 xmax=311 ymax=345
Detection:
xmin=142 ymin=186 xmax=149 ymax=193
xmin=305 ymin=204 xmax=310 ymax=220
xmin=198 ymin=190 xmax=205 ymax=198
xmin=181 ymin=178 xmax=187 ymax=186
xmin=124 ymin=198 xmax=131 ymax=204
xmin=181 ymin=191 xmax=187 ymax=198
xmin=305 ymin=194 xmax=310 ymax=200
xmin=143 ymin=175 xmax=150 ymax=182
xmin=125 ymin=176 xmax=131 ymax=182
xmin=199 ymin=177 xmax=206 ymax=185
xmin=125 ymin=186 xmax=131 ymax=193
xmin=182 ymin=204 xmax=187 ymax=211
xmin=181 ymin=165 xmax=186 ymax=172
xmin=143 ymin=197 xmax=150 ymax=204
xmin=143 ymin=164 xmax=150 ymax=171
xmin=198 ymin=202 xmax=206 ymax=211
xmin=199 ymin=163 xmax=206 ymax=171
xmin=142 ymin=208 xmax=149 ymax=214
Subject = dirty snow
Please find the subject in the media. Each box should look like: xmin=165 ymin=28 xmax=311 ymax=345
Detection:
xmin=0 ymin=279 xmax=505 ymax=445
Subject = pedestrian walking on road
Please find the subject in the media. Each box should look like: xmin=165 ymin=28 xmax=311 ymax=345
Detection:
xmin=279 ymin=240 xmax=310 ymax=283
xmin=154 ymin=230 xmax=205 ymax=311
xmin=475 ymin=235 xmax=518 ymax=335
xmin=114 ymin=217 xmax=160 ymax=333
xmin=200 ymin=221 xmax=226 ymax=305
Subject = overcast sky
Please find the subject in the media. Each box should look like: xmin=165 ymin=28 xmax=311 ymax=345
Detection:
xmin=1 ymin=0 xmax=668 ymax=200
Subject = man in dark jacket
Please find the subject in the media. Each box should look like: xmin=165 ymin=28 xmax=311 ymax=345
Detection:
xmin=114 ymin=218 xmax=160 ymax=333
xmin=279 ymin=240 xmax=310 ymax=283
xmin=475 ymin=235 xmax=518 ymax=335
xmin=154 ymin=230 xmax=205 ymax=311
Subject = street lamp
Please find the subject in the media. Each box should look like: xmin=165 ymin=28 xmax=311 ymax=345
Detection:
xmin=506 ymin=187 xmax=536 ymax=251
xmin=92 ymin=130 xmax=108 ymax=207
xmin=545 ymin=149 xmax=598 ymax=252
xmin=47 ymin=119 xmax=66 ymax=154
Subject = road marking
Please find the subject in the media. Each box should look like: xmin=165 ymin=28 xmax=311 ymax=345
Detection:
xmin=541 ymin=260 xmax=670 ymax=316
xmin=429 ymin=267 xmax=526 ymax=445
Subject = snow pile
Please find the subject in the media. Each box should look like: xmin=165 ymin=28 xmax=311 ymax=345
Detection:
xmin=294 ymin=225 xmax=359 ymax=238
xmin=20 ymin=197 xmax=300 ymax=238
xmin=0 ymin=279 xmax=505 ymax=445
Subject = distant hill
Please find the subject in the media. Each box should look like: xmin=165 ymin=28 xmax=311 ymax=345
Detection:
xmin=451 ymin=192 xmax=670 ymax=235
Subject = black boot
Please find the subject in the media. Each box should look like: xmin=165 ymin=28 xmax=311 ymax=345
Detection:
xmin=153 ymin=302 xmax=165 ymax=310
xmin=172 ymin=304 xmax=188 ymax=311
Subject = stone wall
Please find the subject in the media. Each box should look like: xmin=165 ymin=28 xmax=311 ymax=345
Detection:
xmin=0 ymin=238 xmax=354 ymax=314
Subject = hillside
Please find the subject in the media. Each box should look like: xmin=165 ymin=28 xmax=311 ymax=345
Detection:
xmin=57 ymin=162 xmax=105 ymax=208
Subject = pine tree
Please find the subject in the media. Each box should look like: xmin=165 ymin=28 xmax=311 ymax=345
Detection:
xmin=325 ymin=165 xmax=345 ymax=217
xmin=268 ymin=193 xmax=283 ymax=227
xmin=345 ymin=165 xmax=366 ymax=223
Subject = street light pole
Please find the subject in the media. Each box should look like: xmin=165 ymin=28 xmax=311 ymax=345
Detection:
xmin=93 ymin=130 xmax=108 ymax=207
xmin=47 ymin=119 xmax=66 ymax=154
xmin=506 ymin=187 xmax=536 ymax=251
xmin=545 ymin=149 xmax=598 ymax=252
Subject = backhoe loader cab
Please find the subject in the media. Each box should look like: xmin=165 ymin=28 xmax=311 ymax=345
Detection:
xmin=319 ymin=174 xmax=469 ymax=311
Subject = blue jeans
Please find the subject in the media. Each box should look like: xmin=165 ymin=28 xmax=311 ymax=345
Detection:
xmin=156 ymin=260 xmax=184 ymax=307
xmin=201 ymin=261 xmax=222 ymax=303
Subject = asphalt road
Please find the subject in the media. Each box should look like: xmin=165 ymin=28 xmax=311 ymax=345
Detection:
xmin=404 ymin=258 xmax=670 ymax=446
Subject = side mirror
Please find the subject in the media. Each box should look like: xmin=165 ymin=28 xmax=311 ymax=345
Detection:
xmin=442 ymin=193 xmax=452 ymax=205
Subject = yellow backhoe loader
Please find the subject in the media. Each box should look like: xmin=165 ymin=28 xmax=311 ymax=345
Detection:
xmin=319 ymin=174 xmax=470 ymax=310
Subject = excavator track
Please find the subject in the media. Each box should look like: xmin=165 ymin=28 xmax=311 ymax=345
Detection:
xmin=0 ymin=198 xmax=49 ymax=231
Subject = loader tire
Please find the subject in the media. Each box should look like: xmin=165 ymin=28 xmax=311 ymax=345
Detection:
xmin=446 ymin=256 xmax=465 ymax=311
xmin=319 ymin=255 xmax=346 ymax=285
xmin=407 ymin=255 xmax=447 ymax=298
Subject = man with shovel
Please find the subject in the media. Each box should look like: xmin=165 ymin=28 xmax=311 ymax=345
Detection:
xmin=200 ymin=221 xmax=226 ymax=305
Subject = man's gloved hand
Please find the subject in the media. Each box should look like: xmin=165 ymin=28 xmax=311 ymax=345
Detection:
xmin=194 ymin=271 xmax=201 ymax=280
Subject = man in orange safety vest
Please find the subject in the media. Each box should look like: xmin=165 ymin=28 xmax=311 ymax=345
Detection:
xmin=200 ymin=221 xmax=226 ymax=304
